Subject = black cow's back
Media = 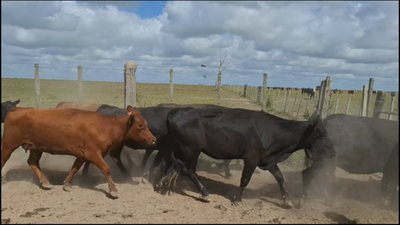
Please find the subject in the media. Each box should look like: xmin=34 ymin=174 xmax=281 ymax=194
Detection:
xmin=324 ymin=114 xmax=398 ymax=174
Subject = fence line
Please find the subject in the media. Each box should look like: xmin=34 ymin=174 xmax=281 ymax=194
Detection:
xmin=3 ymin=63 xmax=398 ymax=122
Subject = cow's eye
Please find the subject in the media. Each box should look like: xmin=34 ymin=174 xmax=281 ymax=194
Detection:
xmin=138 ymin=124 xmax=143 ymax=129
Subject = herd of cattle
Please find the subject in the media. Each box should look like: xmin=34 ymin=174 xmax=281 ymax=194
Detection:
xmin=1 ymin=99 xmax=398 ymax=208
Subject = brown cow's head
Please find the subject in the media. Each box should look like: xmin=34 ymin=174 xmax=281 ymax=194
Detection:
xmin=125 ymin=105 xmax=156 ymax=147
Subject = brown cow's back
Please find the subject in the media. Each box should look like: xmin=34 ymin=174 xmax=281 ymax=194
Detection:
xmin=3 ymin=107 xmax=117 ymax=157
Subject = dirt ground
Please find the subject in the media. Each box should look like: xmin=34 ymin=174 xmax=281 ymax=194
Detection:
xmin=1 ymin=148 xmax=398 ymax=224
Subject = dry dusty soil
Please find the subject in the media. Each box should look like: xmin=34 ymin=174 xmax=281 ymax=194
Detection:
xmin=1 ymin=149 xmax=398 ymax=224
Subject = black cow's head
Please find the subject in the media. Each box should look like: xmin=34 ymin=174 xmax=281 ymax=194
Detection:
xmin=305 ymin=114 xmax=336 ymax=161
xmin=1 ymin=99 xmax=20 ymax=123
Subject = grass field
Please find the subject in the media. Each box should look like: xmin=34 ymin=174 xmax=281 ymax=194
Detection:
xmin=1 ymin=78 xmax=398 ymax=169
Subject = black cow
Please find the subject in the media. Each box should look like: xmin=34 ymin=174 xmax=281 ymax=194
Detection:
xmin=82 ymin=103 xmax=232 ymax=184
xmin=1 ymin=100 xmax=20 ymax=123
xmin=157 ymin=107 xmax=336 ymax=207
xmin=301 ymin=88 xmax=316 ymax=99
xmin=303 ymin=114 xmax=399 ymax=206
xmin=155 ymin=103 xmax=234 ymax=178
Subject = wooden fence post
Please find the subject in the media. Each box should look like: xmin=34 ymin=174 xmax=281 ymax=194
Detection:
xmin=281 ymin=90 xmax=287 ymax=111
xmin=271 ymin=89 xmax=275 ymax=102
xmin=296 ymin=95 xmax=303 ymax=119
xmin=262 ymin=73 xmax=268 ymax=111
xmin=283 ymin=89 xmax=291 ymax=113
xmin=319 ymin=77 xmax=332 ymax=119
xmin=256 ymin=86 xmax=262 ymax=103
xmin=316 ymin=80 xmax=325 ymax=114
xmin=388 ymin=92 xmax=396 ymax=120
xmin=77 ymin=65 xmax=83 ymax=103
xmin=361 ymin=85 xmax=368 ymax=117
xmin=291 ymin=94 xmax=298 ymax=116
xmin=34 ymin=64 xmax=40 ymax=109
xmin=373 ymin=91 xmax=386 ymax=118
xmin=217 ymin=71 xmax=222 ymax=105
xmin=345 ymin=97 xmax=351 ymax=114
xmin=367 ymin=78 xmax=374 ymax=117
xmin=124 ymin=61 xmax=137 ymax=108
xmin=334 ymin=98 xmax=339 ymax=114
xmin=169 ymin=69 xmax=174 ymax=103
xmin=243 ymin=84 xmax=248 ymax=98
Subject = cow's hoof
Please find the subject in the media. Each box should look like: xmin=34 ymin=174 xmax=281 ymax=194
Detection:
xmin=283 ymin=200 xmax=294 ymax=208
xmin=299 ymin=197 xmax=307 ymax=208
xmin=381 ymin=198 xmax=391 ymax=207
xmin=41 ymin=181 xmax=52 ymax=190
xmin=141 ymin=177 xmax=149 ymax=184
xmin=231 ymin=200 xmax=242 ymax=206
xmin=63 ymin=183 xmax=72 ymax=192
xmin=200 ymin=195 xmax=211 ymax=202
xmin=109 ymin=191 xmax=119 ymax=199
xmin=225 ymin=173 xmax=233 ymax=179
xmin=130 ymin=179 xmax=140 ymax=185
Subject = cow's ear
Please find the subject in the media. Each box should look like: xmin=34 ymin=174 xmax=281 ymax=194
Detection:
xmin=13 ymin=100 xmax=20 ymax=107
xmin=127 ymin=115 xmax=135 ymax=126
xmin=127 ymin=105 xmax=135 ymax=114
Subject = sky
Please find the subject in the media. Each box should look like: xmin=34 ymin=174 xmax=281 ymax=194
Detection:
xmin=1 ymin=1 xmax=399 ymax=91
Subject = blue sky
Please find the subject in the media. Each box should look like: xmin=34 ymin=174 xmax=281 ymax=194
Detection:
xmin=136 ymin=1 xmax=166 ymax=19
xmin=1 ymin=1 xmax=399 ymax=91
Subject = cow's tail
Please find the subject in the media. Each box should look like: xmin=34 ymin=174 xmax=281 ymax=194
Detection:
xmin=157 ymin=152 xmax=185 ymax=196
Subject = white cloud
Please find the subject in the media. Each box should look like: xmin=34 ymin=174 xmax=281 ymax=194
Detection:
xmin=1 ymin=1 xmax=398 ymax=91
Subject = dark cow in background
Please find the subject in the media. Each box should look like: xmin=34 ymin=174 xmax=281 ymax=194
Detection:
xmin=301 ymin=88 xmax=316 ymax=99
xmin=157 ymin=107 xmax=335 ymax=207
xmin=1 ymin=106 xmax=156 ymax=198
xmin=348 ymin=90 xmax=355 ymax=94
xmin=303 ymin=114 xmax=399 ymax=206
xmin=1 ymin=100 xmax=20 ymax=123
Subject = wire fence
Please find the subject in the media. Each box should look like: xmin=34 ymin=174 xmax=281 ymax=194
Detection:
xmin=1 ymin=63 xmax=398 ymax=122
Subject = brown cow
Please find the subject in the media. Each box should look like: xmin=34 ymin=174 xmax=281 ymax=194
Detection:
xmin=55 ymin=101 xmax=136 ymax=169
xmin=1 ymin=106 xmax=156 ymax=199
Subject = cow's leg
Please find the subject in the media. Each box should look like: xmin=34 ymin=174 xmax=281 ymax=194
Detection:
xmin=152 ymin=150 xmax=174 ymax=188
xmin=63 ymin=157 xmax=86 ymax=191
xmin=303 ymin=149 xmax=313 ymax=170
xmin=27 ymin=150 xmax=51 ymax=190
xmin=232 ymin=159 xmax=257 ymax=205
xmin=122 ymin=148 xmax=136 ymax=170
xmin=109 ymin=145 xmax=130 ymax=177
xmin=81 ymin=161 xmax=91 ymax=179
xmin=300 ymin=162 xmax=335 ymax=207
xmin=140 ymin=149 xmax=155 ymax=171
xmin=142 ymin=150 xmax=162 ymax=184
xmin=215 ymin=160 xmax=232 ymax=178
xmin=380 ymin=167 xmax=398 ymax=207
xmin=87 ymin=152 xmax=119 ymax=199
xmin=175 ymin=147 xmax=210 ymax=202
xmin=268 ymin=164 xmax=292 ymax=208
xmin=1 ymin=138 xmax=19 ymax=170
xmin=110 ymin=146 xmax=139 ymax=185
xmin=300 ymin=164 xmax=316 ymax=206
xmin=224 ymin=160 xmax=233 ymax=178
